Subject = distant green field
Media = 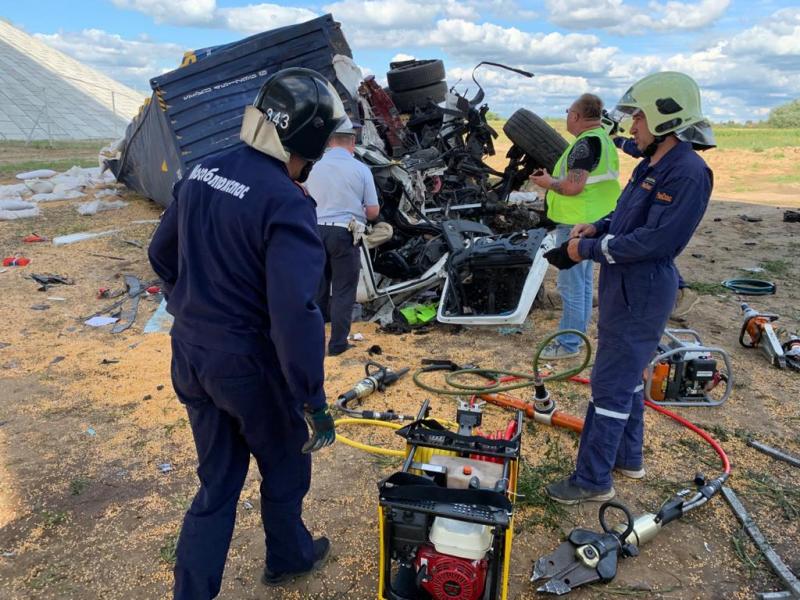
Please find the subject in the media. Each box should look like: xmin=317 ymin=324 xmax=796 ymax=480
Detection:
xmin=707 ymin=127 xmax=800 ymax=150
xmin=0 ymin=139 xmax=110 ymax=179
xmin=489 ymin=119 xmax=800 ymax=151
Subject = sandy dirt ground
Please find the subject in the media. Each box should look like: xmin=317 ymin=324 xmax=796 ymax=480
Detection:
xmin=0 ymin=149 xmax=799 ymax=600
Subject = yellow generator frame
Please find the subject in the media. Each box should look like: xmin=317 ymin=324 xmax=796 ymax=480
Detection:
xmin=377 ymin=400 xmax=522 ymax=600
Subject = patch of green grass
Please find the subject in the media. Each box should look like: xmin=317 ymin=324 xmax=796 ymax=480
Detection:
xmin=687 ymin=281 xmax=726 ymax=295
xmin=163 ymin=418 xmax=188 ymax=437
xmin=731 ymin=526 xmax=763 ymax=578
xmin=696 ymin=423 xmax=730 ymax=442
xmin=760 ymin=259 xmax=791 ymax=277
xmin=26 ymin=566 xmax=66 ymax=590
xmin=515 ymin=436 xmax=573 ymax=530
xmin=371 ymin=454 xmax=403 ymax=469
xmin=42 ymin=509 xmax=68 ymax=527
xmin=741 ymin=470 xmax=800 ymax=521
xmin=159 ymin=533 xmax=179 ymax=564
xmin=69 ymin=477 xmax=90 ymax=496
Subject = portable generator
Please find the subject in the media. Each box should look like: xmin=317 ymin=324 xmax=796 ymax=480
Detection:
xmin=644 ymin=329 xmax=733 ymax=407
xmin=378 ymin=399 xmax=522 ymax=600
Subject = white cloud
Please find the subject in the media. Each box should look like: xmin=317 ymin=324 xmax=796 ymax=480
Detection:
xmin=217 ymin=4 xmax=318 ymax=33
xmin=391 ymin=53 xmax=416 ymax=63
xmin=34 ymin=29 xmax=183 ymax=91
xmin=111 ymin=0 xmax=216 ymax=26
xmin=323 ymin=0 xmax=478 ymax=29
xmin=112 ymin=0 xmax=317 ymax=32
xmin=546 ymin=0 xmax=731 ymax=33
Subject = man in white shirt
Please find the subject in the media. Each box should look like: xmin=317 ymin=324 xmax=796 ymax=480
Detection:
xmin=306 ymin=118 xmax=380 ymax=356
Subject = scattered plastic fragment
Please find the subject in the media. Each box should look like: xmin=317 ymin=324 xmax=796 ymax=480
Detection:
xmin=86 ymin=427 xmax=96 ymax=436
xmin=84 ymin=316 xmax=119 ymax=327
xmin=497 ymin=326 xmax=523 ymax=335
xmin=2 ymin=257 xmax=30 ymax=267
xmin=53 ymin=229 xmax=121 ymax=246
xmin=158 ymin=463 xmax=173 ymax=473
xmin=77 ymin=199 xmax=128 ymax=216
xmin=23 ymin=233 xmax=48 ymax=243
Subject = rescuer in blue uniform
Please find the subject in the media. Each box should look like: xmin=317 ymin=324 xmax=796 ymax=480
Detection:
xmin=148 ymin=68 xmax=347 ymax=598
xmin=542 ymin=72 xmax=716 ymax=504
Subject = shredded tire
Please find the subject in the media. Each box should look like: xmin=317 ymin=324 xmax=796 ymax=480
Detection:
xmin=503 ymin=109 xmax=568 ymax=172
xmin=391 ymin=81 xmax=448 ymax=112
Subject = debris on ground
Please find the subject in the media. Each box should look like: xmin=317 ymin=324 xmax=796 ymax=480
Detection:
xmin=84 ymin=316 xmax=119 ymax=327
xmin=15 ymin=168 xmax=57 ymax=180
xmin=0 ymin=199 xmax=39 ymax=220
xmin=30 ymin=273 xmax=74 ymax=291
xmin=22 ymin=233 xmax=48 ymax=243
xmin=739 ymin=214 xmax=763 ymax=223
xmin=2 ymin=256 xmax=30 ymax=267
xmin=77 ymin=199 xmax=128 ymax=216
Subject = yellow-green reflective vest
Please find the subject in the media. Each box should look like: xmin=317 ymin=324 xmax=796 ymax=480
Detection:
xmin=546 ymin=127 xmax=621 ymax=225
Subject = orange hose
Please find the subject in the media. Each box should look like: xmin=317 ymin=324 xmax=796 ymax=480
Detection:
xmin=549 ymin=411 xmax=585 ymax=434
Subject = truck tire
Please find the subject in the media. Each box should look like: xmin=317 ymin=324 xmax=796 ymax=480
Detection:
xmin=392 ymin=81 xmax=448 ymax=112
xmin=503 ymin=109 xmax=568 ymax=172
xmin=387 ymin=59 xmax=446 ymax=92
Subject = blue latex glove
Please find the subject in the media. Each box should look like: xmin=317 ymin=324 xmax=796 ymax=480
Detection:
xmin=301 ymin=404 xmax=336 ymax=453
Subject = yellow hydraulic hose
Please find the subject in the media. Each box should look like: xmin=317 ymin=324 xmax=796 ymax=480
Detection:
xmin=334 ymin=417 xmax=460 ymax=457
xmin=334 ymin=418 xmax=405 ymax=457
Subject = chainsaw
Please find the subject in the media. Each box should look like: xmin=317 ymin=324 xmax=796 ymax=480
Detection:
xmin=739 ymin=303 xmax=791 ymax=369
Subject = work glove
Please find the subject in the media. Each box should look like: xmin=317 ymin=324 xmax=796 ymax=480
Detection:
xmin=543 ymin=241 xmax=579 ymax=270
xmin=301 ymin=404 xmax=336 ymax=453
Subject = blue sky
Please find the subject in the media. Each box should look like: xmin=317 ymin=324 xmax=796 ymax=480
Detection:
xmin=3 ymin=0 xmax=799 ymax=121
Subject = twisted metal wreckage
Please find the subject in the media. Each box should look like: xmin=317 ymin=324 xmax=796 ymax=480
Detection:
xmin=107 ymin=15 xmax=568 ymax=328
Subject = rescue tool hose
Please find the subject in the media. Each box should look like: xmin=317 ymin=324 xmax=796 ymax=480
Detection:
xmin=333 ymin=418 xmax=460 ymax=457
xmin=334 ymin=418 xmax=405 ymax=457
xmin=412 ymin=329 xmax=592 ymax=395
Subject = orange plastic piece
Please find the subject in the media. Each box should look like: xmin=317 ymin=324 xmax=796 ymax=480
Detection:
xmin=462 ymin=466 xmax=472 ymax=475
xmin=2 ymin=256 xmax=30 ymax=267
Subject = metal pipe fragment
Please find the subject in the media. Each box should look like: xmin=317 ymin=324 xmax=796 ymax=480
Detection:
xmin=748 ymin=439 xmax=800 ymax=469
xmin=722 ymin=487 xmax=800 ymax=599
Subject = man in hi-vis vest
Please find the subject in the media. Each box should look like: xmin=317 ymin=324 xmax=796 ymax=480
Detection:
xmin=531 ymin=94 xmax=621 ymax=359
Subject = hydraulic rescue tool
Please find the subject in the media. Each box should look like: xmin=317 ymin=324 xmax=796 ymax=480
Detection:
xmin=531 ymin=402 xmax=731 ymax=595
xmin=335 ymin=361 xmax=411 ymax=421
xmin=644 ymin=328 xmax=733 ymax=407
xmin=739 ymin=303 xmax=791 ymax=369
xmin=378 ymin=399 xmax=522 ymax=600
xmin=782 ymin=335 xmax=800 ymax=372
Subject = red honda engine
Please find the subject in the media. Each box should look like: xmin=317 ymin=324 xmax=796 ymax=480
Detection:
xmin=415 ymin=544 xmax=488 ymax=600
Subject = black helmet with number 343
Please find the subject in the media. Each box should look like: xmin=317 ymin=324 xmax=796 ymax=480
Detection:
xmin=252 ymin=67 xmax=347 ymax=161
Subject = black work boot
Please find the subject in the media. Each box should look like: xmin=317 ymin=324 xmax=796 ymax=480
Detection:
xmin=262 ymin=537 xmax=331 ymax=586
xmin=545 ymin=477 xmax=615 ymax=505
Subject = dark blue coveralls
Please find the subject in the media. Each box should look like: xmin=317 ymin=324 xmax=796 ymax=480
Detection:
xmin=148 ymin=146 xmax=326 ymax=599
xmin=573 ymin=141 xmax=712 ymax=491
xmin=613 ymin=137 xmax=688 ymax=290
